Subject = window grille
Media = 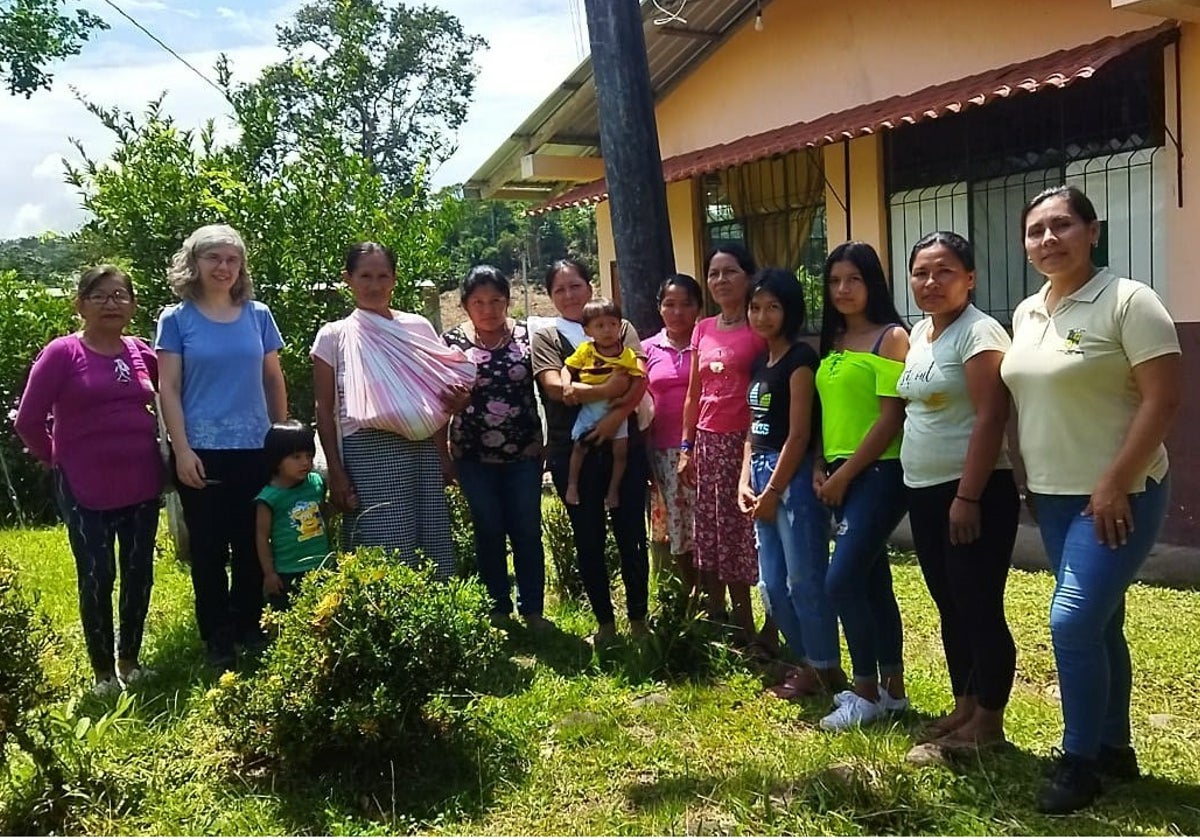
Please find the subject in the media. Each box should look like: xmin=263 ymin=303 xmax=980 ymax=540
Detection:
xmin=886 ymin=42 xmax=1166 ymax=325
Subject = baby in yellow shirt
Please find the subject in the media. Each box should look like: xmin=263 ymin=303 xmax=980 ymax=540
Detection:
xmin=561 ymin=298 xmax=645 ymax=509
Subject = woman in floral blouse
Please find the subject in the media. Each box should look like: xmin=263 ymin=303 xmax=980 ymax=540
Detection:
xmin=443 ymin=265 xmax=548 ymax=628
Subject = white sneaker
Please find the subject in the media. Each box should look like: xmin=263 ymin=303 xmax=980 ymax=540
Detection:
xmin=832 ymin=689 xmax=858 ymax=708
xmin=90 ymin=677 xmax=121 ymax=698
xmin=118 ymin=667 xmax=154 ymax=688
xmin=834 ymin=686 xmax=909 ymax=711
xmin=820 ymin=692 xmax=886 ymax=731
xmin=878 ymin=686 xmax=909 ymax=713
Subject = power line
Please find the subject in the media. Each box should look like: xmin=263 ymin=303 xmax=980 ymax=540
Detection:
xmin=99 ymin=0 xmax=232 ymax=103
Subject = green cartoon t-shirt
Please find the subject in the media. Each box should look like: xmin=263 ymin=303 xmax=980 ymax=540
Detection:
xmin=256 ymin=472 xmax=331 ymax=574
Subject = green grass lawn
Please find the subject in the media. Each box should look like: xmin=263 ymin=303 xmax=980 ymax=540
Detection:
xmin=2 ymin=521 xmax=1199 ymax=835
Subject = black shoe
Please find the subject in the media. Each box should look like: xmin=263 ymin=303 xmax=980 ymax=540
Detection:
xmin=1096 ymin=744 xmax=1140 ymax=781
xmin=238 ymin=628 xmax=269 ymax=655
xmin=206 ymin=641 xmax=237 ymax=672
xmin=1037 ymin=750 xmax=1102 ymax=814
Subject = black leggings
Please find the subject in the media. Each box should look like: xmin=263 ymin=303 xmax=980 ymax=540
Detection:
xmin=55 ymin=470 xmax=158 ymax=675
xmin=547 ymin=443 xmax=649 ymax=625
xmin=176 ymin=449 xmax=265 ymax=648
xmin=906 ymin=470 xmax=1020 ymax=710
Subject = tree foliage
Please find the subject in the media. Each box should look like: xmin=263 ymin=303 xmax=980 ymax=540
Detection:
xmin=0 ymin=0 xmax=106 ymax=97
xmin=442 ymin=198 xmax=598 ymax=290
xmin=65 ymin=95 xmax=457 ymax=423
xmin=221 ymin=0 xmax=486 ymax=187
xmin=0 ymin=234 xmax=89 ymax=282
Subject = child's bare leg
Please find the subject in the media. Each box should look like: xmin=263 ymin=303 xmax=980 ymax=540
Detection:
xmin=566 ymin=441 xmax=585 ymax=505
xmin=606 ymin=438 xmax=627 ymax=509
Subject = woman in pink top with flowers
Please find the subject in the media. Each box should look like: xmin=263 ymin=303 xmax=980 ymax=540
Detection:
xmin=679 ymin=244 xmax=769 ymax=645
xmin=15 ymin=266 xmax=162 ymax=694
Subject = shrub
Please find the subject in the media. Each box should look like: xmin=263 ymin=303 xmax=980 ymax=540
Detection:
xmin=210 ymin=549 xmax=503 ymax=771
xmin=446 ymin=484 xmax=476 ymax=577
xmin=0 ymin=272 xmax=78 ymax=525
xmin=0 ymin=552 xmax=63 ymax=775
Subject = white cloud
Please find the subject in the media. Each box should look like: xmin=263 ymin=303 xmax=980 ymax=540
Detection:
xmin=1 ymin=0 xmax=586 ymax=236
xmin=31 ymin=154 xmax=69 ymax=180
xmin=431 ymin=2 xmax=584 ymax=188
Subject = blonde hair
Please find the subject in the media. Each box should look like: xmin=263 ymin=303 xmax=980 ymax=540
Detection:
xmin=167 ymin=224 xmax=254 ymax=302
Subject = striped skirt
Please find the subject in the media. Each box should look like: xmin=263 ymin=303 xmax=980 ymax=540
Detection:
xmin=340 ymin=428 xmax=455 ymax=581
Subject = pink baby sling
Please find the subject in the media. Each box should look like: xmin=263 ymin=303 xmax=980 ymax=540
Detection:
xmin=339 ymin=308 xmax=476 ymax=441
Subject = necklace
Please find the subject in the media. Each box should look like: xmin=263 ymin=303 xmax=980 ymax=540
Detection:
xmin=718 ymin=312 xmax=745 ymax=326
xmin=475 ymin=326 xmax=511 ymax=351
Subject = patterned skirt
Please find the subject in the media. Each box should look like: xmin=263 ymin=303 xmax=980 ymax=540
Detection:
xmin=649 ymin=447 xmax=695 ymax=556
xmin=340 ymin=428 xmax=455 ymax=580
xmin=692 ymin=428 xmax=758 ymax=584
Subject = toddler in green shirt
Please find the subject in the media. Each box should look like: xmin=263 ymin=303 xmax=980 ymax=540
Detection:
xmin=255 ymin=421 xmax=333 ymax=611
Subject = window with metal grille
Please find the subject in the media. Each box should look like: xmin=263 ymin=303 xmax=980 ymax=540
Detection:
xmin=702 ymin=149 xmax=829 ymax=331
xmin=885 ymin=43 xmax=1166 ymax=325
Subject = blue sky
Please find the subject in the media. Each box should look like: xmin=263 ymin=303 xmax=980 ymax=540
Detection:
xmin=0 ymin=0 xmax=587 ymax=237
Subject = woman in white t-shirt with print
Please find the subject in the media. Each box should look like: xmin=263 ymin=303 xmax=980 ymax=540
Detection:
xmin=896 ymin=231 xmax=1019 ymax=759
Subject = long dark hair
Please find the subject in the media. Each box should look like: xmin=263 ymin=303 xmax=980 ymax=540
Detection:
xmin=819 ymin=241 xmax=904 ymax=357
xmin=749 ymin=268 xmax=806 ymax=343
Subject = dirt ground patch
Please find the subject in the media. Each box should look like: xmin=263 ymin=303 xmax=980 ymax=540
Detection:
xmin=438 ymin=283 xmax=559 ymax=331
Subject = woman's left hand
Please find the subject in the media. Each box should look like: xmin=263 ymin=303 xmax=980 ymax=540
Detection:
xmin=752 ymin=489 xmax=779 ymax=522
xmin=948 ymin=497 xmax=982 ymax=545
xmin=442 ymin=384 xmax=473 ymax=414
xmin=583 ymin=409 xmax=626 ymax=445
xmin=1085 ymin=475 xmax=1134 ymax=549
xmin=816 ymin=468 xmax=849 ymax=508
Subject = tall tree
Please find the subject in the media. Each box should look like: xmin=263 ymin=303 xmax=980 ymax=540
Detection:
xmin=221 ymin=0 xmax=486 ymax=187
xmin=0 ymin=0 xmax=105 ymax=97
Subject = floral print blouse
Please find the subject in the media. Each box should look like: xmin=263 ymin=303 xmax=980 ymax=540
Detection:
xmin=443 ymin=320 xmax=543 ymax=463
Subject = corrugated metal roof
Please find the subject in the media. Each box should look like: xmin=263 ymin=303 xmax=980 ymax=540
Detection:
xmin=464 ymin=0 xmax=765 ymax=199
xmin=530 ymin=21 xmax=1178 ymax=213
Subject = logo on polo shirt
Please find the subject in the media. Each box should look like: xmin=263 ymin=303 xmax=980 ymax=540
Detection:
xmin=1061 ymin=328 xmax=1086 ymax=355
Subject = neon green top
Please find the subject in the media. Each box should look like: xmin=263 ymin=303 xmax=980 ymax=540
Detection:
xmin=815 ymin=349 xmax=904 ymax=461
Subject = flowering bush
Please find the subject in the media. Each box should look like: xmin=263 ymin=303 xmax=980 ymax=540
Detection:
xmin=209 ymin=549 xmax=503 ymax=771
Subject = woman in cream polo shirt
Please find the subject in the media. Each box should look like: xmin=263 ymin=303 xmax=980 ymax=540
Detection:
xmin=1001 ymin=186 xmax=1180 ymax=815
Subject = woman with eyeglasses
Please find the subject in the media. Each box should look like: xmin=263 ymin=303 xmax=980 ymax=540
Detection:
xmin=15 ymin=266 xmax=163 ymax=694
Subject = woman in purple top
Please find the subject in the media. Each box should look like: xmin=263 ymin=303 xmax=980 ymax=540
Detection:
xmin=15 ymin=266 xmax=162 ymax=694
xmin=644 ymin=273 xmax=702 ymax=599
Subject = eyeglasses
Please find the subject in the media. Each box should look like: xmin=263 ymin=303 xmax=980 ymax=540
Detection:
xmin=83 ymin=290 xmax=133 ymax=306
xmin=198 ymin=253 xmax=242 ymax=268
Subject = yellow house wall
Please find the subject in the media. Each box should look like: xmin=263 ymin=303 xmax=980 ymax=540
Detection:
xmin=653 ymin=0 xmax=1162 ymax=157
xmin=594 ymin=179 xmax=701 ymax=300
xmin=1163 ymin=29 xmax=1200 ymax=320
xmin=666 ymin=179 xmax=702 ymax=281
xmin=822 ymin=136 xmax=891 ymax=259
xmin=595 ymin=201 xmax=615 ymax=299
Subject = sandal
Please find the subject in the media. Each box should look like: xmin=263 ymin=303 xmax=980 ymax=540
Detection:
xmin=768 ymin=668 xmax=825 ymax=700
xmin=917 ymin=715 xmax=968 ymax=744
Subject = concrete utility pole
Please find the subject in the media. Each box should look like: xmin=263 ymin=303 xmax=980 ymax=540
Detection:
xmin=582 ymin=0 xmax=674 ymax=337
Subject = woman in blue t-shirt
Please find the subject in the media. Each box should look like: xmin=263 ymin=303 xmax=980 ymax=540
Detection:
xmin=156 ymin=224 xmax=288 ymax=671
xmin=738 ymin=268 xmax=846 ymax=700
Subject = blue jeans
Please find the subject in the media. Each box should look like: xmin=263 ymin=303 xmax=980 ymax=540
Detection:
xmin=825 ymin=459 xmax=907 ymax=682
xmin=750 ymin=451 xmax=839 ymax=669
xmin=456 ymin=458 xmax=546 ymax=617
xmin=1032 ymin=476 xmax=1169 ymax=758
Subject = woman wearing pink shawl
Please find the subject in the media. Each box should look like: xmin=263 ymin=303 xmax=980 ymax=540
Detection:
xmin=311 ymin=243 xmax=474 ymax=579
